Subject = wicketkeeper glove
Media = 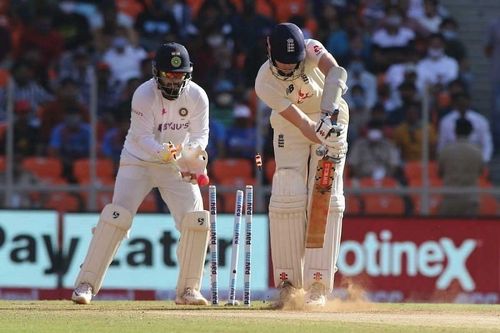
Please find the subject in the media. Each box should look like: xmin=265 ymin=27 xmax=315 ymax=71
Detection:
xmin=176 ymin=143 xmax=210 ymax=186
xmin=158 ymin=141 xmax=180 ymax=163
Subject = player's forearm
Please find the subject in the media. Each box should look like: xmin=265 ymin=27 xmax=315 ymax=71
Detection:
xmin=279 ymin=106 xmax=322 ymax=144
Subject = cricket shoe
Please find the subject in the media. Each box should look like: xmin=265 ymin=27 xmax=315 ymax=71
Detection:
xmin=175 ymin=288 xmax=209 ymax=305
xmin=305 ymin=282 xmax=326 ymax=307
xmin=272 ymin=280 xmax=298 ymax=309
xmin=72 ymin=283 xmax=93 ymax=305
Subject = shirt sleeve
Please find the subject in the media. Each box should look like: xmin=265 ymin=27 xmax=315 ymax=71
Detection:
xmin=437 ymin=115 xmax=453 ymax=152
xmin=187 ymin=87 xmax=209 ymax=150
xmin=129 ymin=87 xmax=164 ymax=159
xmin=305 ymin=39 xmax=327 ymax=67
xmin=478 ymin=116 xmax=493 ymax=162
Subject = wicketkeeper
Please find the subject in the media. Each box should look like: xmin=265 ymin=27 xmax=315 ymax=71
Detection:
xmin=72 ymin=42 xmax=211 ymax=305
xmin=255 ymin=23 xmax=349 ymax=307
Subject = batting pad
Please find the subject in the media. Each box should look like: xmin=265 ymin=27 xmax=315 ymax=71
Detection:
xmin=176 ymin=210 xmax=210 ymax=296
xmin=75 ymin=203 xmax=132 ymax=294
xmin=269 ymin=169 xmax=308 ymax=289
xmin=304 ymin=196 xmax=344 ymax=292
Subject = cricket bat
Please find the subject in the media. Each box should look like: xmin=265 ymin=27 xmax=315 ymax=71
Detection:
xmin=306 ymin=156 xmax=335 ymax=248
xmin=306 ymin=110 xmax=340 ymax=248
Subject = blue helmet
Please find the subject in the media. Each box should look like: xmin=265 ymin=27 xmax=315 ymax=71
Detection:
xmin=153 ymin=42 xmax=193 ymax=100
xmin=268 ymin=23 xmax=306 ymax=81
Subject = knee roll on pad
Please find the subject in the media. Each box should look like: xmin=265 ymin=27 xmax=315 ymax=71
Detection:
xmin=74 ymin=203 xmax=133 ymax=294
xmin=176 ymin=210 xmax=210 ymax=295
xmin=269 ymin=169 xmax=307 ymax=288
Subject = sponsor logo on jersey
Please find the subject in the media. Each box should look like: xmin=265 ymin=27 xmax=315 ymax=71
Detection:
xmin=157 ymin=122 xmax=190 ymax=131
xmin=278 ymin=134 xmax=285 ymax=148
xmin=313 ymin=45 xmax=323 ymax=55
xmin=179 ymin=107 xmax=188 ymax=117
xmin=162 ymin=108 xmax=167 ymax=115
xmin=286 ymin=84 xmax=294 ymax=95
xmin=297 ymin=88 xmax=313 ymax=104
xmin=132 ymin=108 xmax=144 ymax=117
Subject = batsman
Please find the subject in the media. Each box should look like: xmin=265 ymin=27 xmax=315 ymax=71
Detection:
xmin=255 ymin=23 xmax=349 ymax=307
xmin=72 ymin=42 xmax=211 ymax=305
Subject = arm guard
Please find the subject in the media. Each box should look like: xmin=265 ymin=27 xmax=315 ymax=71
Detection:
xmin=320 ymin=66 xmax=348 ymax=112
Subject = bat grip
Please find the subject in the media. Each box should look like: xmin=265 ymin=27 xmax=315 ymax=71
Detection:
xmin=315 ymin=109 xmax=340 ymax=158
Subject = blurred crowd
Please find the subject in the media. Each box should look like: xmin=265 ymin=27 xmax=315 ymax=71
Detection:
xmin=0 ymin=0 xmax=498 ymax=216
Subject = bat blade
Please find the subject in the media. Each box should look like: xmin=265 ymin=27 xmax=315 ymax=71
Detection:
xmin=306 ymin=159 xmax=335 ymax=248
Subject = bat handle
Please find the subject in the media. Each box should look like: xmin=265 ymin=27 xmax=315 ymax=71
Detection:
xmin=315 ymin=108 xmax=340 ymax=158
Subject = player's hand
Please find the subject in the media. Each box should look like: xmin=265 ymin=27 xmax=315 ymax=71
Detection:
xmin=158 ymin=142 xmax=180 ymax=163
xmin=315 ymin=117 xmax=346 ymax=148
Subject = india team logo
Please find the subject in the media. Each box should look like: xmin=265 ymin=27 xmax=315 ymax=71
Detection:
xmin=171 ymin=56 xmax=182 ymax=67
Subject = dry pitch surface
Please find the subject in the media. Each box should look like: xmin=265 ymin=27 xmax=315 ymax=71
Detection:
xmin=1 ymin=299 xmax=499 ymax=333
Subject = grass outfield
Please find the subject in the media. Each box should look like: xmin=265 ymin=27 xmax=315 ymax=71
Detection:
xmin=0 ymin=300 xmax=499 ymax=333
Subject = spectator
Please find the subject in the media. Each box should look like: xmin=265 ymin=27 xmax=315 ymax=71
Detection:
xmin=206 ymin=117 xmax=226 ymax=160
xmin=0 ymin=100 xmax=41 ymax=157
xmin=47 ymin=108 xmax=91 ymax=183
xmin=101 ymin=113 xmax=129 ymax=174
xmin=414 ymin=0 xmax=442 ymax=34
xmin=438 ymin=117 xmax=484 ymax=216
xmin=386 ymin=80 xmax=420 ymax=126
xmin=95 ymin=62 xmax=121 ymax=116
xmin=134 ymin=0 xmax=179 ymax=51
xmin=58 ymin=48 xmax=94 ymax=105
xmin=15 ymin=7 xmax=64 ymax=70
xmin=371 ymin=5 xmax=415 ymax=71
xmin=438 ymin=92 xmax=493 ymax=163
xmin=392 ymin=102 xmax=437 ymax=161
xmin=92 ymin=2 xmax=138 ymax=53
xmin=39 ymin=77 xmax=89 ymax=147
xmin=164 ymin=0 xmax=195 ymax=41
xmin=346 ymin=84 xmax=371 ymax=143
xmin=225 ymin=103 xmax=256 ymax=159
xmin=484 ymin=16 xmax=500 ymax=155
xmin=53 ymin=3 xmax=92 ymax=51
xmin=440 ymin=17 xmax=467 ymax=62
xmin=348 ymin=119 xmax=402 ymax=180
xmin=416 ymin=33 xmax=458 ymax=92
xmin=0 ymin=23 xmax=11 ymax=64
xmin=346 ymin=58 xmax=377 ymax=109
xmin=384 ymin=47 xmax=420 ymax=95
xmin=0 ymin=61 xmax=53 ymax=122
xmin=210 ymin=79 xmax=236 ymax=127
xmin=11 ymin=100 xmax=41 ymax=157
xmin=102 ymin=36 xmax=147 ymax=84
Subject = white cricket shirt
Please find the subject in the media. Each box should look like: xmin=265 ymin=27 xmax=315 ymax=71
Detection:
xmin=255 ymin=39 xmax=349 ymax=126
xmin=123 ymin=78 xmax=209 ymax=162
